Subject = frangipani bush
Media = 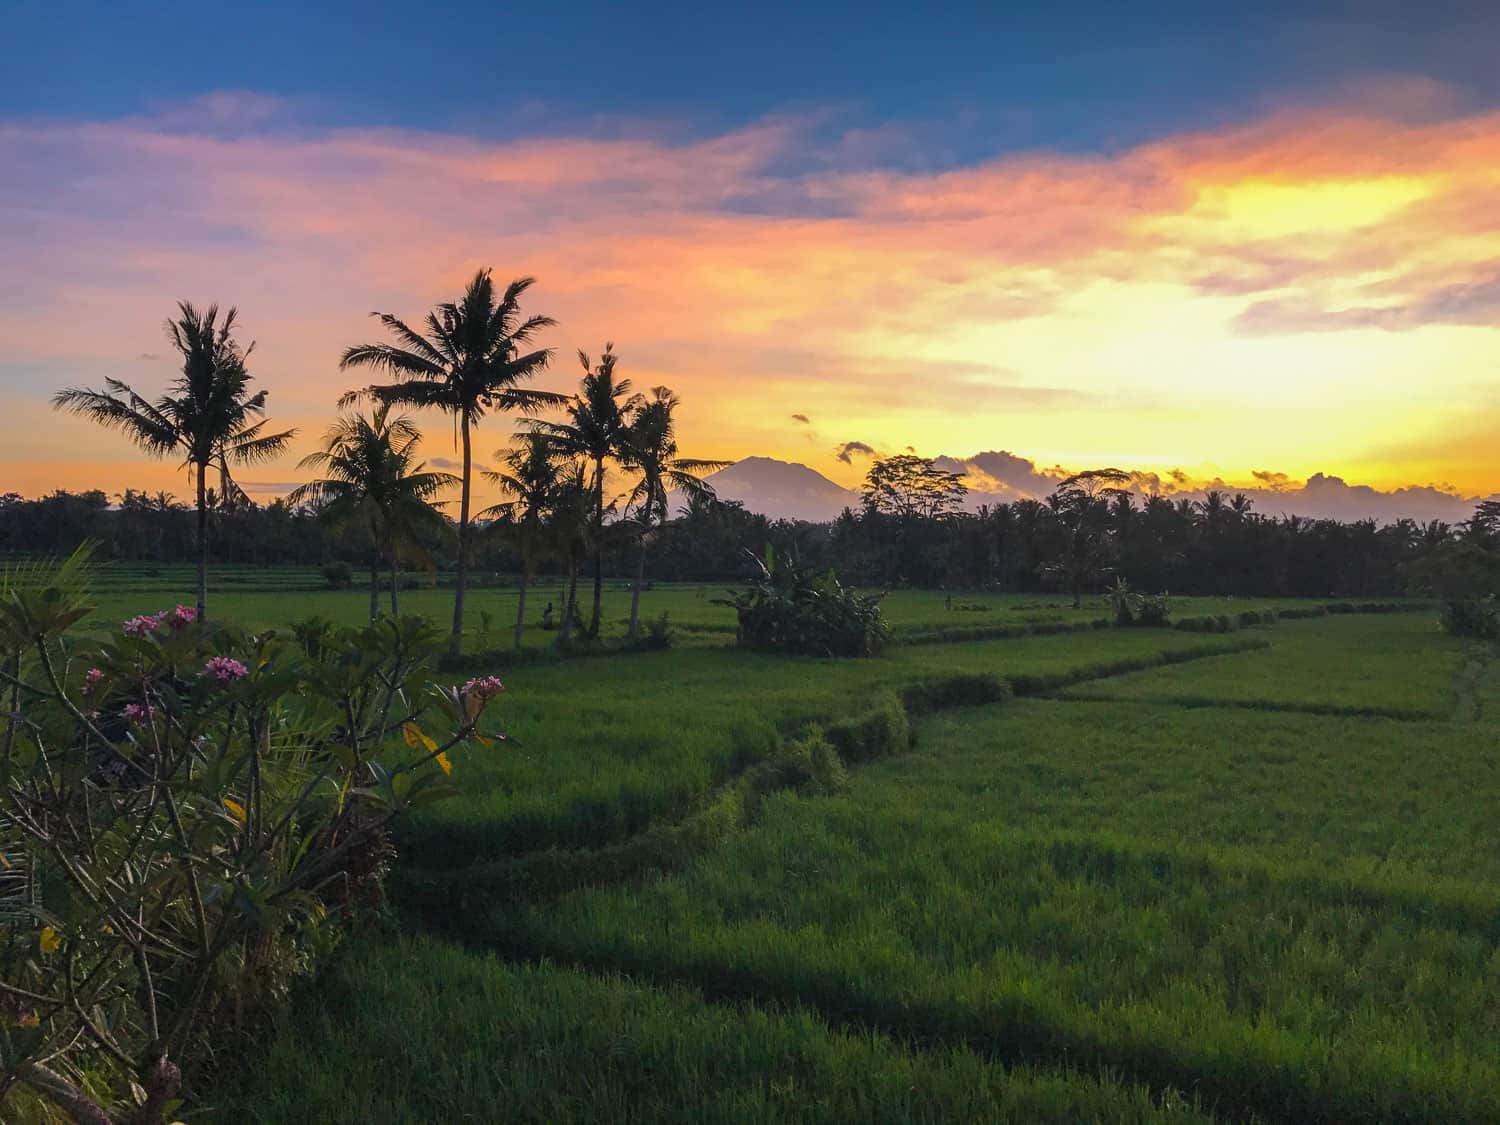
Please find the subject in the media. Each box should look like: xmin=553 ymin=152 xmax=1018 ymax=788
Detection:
xmin=0 ymin=550 xmax=507 ymax=1124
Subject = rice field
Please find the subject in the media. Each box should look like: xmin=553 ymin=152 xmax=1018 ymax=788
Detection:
xmin=67 ymin=569 xmax=1487 ymax=1123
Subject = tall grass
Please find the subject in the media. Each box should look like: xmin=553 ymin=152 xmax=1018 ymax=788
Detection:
xmin=1061 ymin=614 xmax=1465 ymax=717
xmin=231 ymin=933 xmax=1219 ymax=1124
xmin=480 ymin=680 xmax=1500 ymax=1123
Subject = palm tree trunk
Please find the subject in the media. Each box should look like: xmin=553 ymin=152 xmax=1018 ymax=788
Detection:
xmin=194 ymin=462 xmax=209 ymax=622
xmin=589 ymin=460 xmax=604 ymax=639
xmin=449 ymin=414 xmax=472 ymax=658
xmin=514 ymin=570 xmax=528 ymax=649
xmin=560 ymin=555 xmax=579 ymax=644
xmin=628 ymin=531 xmax=647 ymax=639
xmin=389 ymin=551 xmax=400 ymax=616
xmin=369 ymin=553 xmax=379 ymax=623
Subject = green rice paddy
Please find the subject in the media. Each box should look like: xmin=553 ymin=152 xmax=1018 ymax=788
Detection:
xmin=71 ymin=568 xmax=1490 ymax=1123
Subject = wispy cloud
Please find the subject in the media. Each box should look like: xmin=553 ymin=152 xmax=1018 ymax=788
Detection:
xmin=3 ymin=90 xmax=1499 ymax=502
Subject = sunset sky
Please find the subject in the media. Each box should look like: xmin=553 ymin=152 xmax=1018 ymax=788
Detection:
xmin=3 ymin=1 xmax=1498 ymax=513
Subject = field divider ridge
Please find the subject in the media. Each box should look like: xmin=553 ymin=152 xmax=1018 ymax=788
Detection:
xmin=395 ymin=637 xmax=1271 ymax=912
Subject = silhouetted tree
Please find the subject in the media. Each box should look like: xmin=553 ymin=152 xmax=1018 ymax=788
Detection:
xmin=621 ymin=386 xmax=729 ymax=636
xmin=339 ymin=270 xmax=563 ymax=655
xmin=479 ymin=431 xmax=563 ymax=647
xmin=54 ymin=303 xmax=295 ymax=619
xmin=288 ymin=406 xmax=456 ymax=620
xmin=533 ymin=345 xmax=642 ymax=639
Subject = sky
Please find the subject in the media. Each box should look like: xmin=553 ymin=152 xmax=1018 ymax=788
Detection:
xmin=3 ymin=1 xmax=1498 ymax=516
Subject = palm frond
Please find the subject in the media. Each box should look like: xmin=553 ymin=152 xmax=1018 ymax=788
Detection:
xmin=339 ymin=343 xmax=445 ymax=379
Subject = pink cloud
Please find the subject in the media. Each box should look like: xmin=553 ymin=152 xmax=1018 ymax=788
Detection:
xmin=3 ymin=93 xmax=1500 ymax=501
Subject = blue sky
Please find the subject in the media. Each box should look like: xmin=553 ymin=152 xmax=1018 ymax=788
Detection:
xmin=7 ymin=1 xmax=1499 ymax=155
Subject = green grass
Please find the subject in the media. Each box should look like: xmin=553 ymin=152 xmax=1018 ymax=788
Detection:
xmin=74 ymin=560 xmax=1380 ymax=651
xmin=1059 ymin=613 xmax=1462 ymax=717
xmin=490 ymin=697 xmax=1500 ymax=1121
xmin=398 ymin=630 xmax=1269 ymax=861
xmin=904 ymin=700 xmax=1500 ymax=881
xmin=229 ymin=933 xmax=1217 ymax=1124
xmin=54 ymin=563 xmax=1492 ymax=1123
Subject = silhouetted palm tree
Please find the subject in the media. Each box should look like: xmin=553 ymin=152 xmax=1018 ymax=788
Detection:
xmin=533 ymin=344 xmax=642 ymax=638
xmin=54 ymin=302 xmax=295 ymax=619
xmin=1196 ymin=490 xmax=1228 ymax=529
xmin=288 ymin=406 xmax=456 ymax=620
xmin=339 ymin=271 xmax=563 ymax=655
xmin=620 ymin=387 xmax=728 ymax=637
xmin=1044 ymin=469 xmax=1130 ymax=608
xmin=479 ymin=431 xmax=563 ymax=648
xmin=548 ymin=461 xmax=593 ymax=643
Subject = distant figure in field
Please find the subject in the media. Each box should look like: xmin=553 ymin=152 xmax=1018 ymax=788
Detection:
xmin=541 ymin=602 xmax=555 ymax=630
xmin=944 ymin=593 xmax=953 ymax=611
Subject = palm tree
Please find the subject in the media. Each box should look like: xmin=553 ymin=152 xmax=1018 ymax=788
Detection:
xmin=1044 ymin=470 xmax=1130 ymax=608
xmin=620 ymin=387 xmax=728 ymax=637
xmin=54 ymin=302 xmax=295 ymax=620
xmin=288 ymin=406 xmax=457 ymax=621
xmin=534 ymin=345 xmax=642 ymax=639
xmin=478 ymin=431 xmax=563 ymax=648
xmin=339 ymin=270 xmax=563 ymax=655
xmin=548 ymin=461 xmax=593 ymax=644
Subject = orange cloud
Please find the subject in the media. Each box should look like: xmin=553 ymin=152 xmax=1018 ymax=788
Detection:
xmin=2 ymin=93 xmax=1499 ymax=509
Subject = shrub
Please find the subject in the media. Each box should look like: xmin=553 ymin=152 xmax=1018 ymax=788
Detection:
xmin=1441 ymin=596 xmax=1500 ymax=639
xmin=321 ymin=559 xmax=353 ymax=589
xmin=0 ymin=550 xmax=507 ymax=1123
xmin=1105 ymin=579 xmax=1172 ymax=628
xmin=720 ymin=546 xmax=889 ymax=658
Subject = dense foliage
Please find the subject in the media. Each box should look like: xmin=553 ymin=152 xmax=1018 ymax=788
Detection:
xmin=9 ymin=485 xmax=1499 ymax=611
xmin=0 ymin=552 xmax=506 ymax=1123
xmin=1106 ymin=579 xmax=1172 ymax=627
xmin=721 ymin=547 xmax=889 ymax=658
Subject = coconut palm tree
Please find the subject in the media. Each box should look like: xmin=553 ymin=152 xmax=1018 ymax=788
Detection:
xmin=1044 ymin=469 xmax=1130 ymax=609
xmin=338 ymin=270 xmax=562 ymax=655
xmin=288 ymin=406 xmax=456 ymax=621
xmin=533 ymin=344 xmax=642 ymax=638
xmin=620 ymin=387 xmax=728 ymax=637
xmin=548 ymin=460 xmax=593 ymax=644
xmin=54 ymin=302 xmax=295 ymax=620
xmin=478 ymin=431 xmax=563 ymax=648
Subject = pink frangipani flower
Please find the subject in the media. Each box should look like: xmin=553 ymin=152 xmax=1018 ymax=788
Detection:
xmin=122 ymin=614 xmax=161 ymax=637
xmin=202 ymin=656 xmax=249 ymax=685
xmin=165 ymin=605 xmax=197 ymax=631
xmin=461 ymin=676 xmax=505 ymax=701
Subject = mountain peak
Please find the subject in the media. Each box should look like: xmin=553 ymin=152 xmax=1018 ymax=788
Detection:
xmin=704 ymin=458 xmax=858 ymax=522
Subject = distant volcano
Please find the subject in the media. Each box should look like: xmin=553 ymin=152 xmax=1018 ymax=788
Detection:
xmin=702 ymin=457 xmax=859 ymax=522
xmin=700 ymin=455 xmax=1494 ymax=527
